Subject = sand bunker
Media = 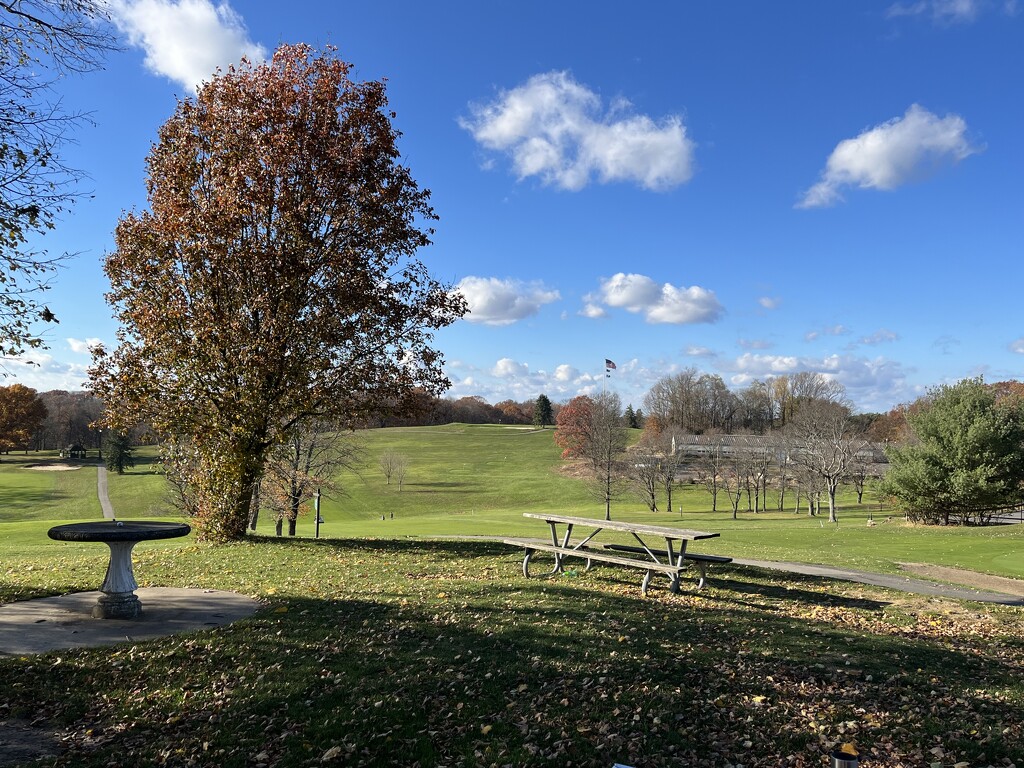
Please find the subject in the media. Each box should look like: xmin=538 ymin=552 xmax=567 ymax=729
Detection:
xmin=26 ymin=463 xmax=83 ymax=471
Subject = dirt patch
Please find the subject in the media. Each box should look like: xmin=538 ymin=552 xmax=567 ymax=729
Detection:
xmin=898 ymin=562 xmax=1024 ymax=596
xmin=26 ymin=463 xmax=82 ymax=471
xmin=0 ymin=720 xmax=62 ymax=766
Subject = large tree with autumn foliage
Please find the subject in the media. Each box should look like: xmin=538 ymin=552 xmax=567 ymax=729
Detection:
xmin=0 ymin=383 xmax=47 ymax=453
xmin=90 ymin=44 xmax=465 ymax=541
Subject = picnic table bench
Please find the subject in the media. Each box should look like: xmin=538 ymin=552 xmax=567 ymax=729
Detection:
xmin=504 ymin=513 xmax=728 ymax=594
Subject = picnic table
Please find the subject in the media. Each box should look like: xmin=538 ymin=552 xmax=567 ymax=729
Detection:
xmin=504 ymin=513 xmax=729 ymax=594
xmin=48 ymin=521 xmax=191 ymax=619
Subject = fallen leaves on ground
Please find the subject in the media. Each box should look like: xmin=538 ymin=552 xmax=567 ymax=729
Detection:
xmin=1 ymin=539 xmax=1021 ymax=767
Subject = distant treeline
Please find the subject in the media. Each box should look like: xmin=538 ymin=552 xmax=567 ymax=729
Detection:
xmin=20 ymin=391 xmax=152 ymax=453
xmin=372 ymin=393 xmax=561 ymax=427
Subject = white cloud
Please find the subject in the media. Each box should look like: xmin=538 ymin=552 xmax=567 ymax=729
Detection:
xmin=457 ymin=276 xmax=560 ymax=326
xmin=1010 ymin=338 xmax=1024 ymax=354
xmin=858 ymin=329 xmax=900 ymax=346
xmin=492 ymin=358 xmax=529 ymax=377
xmin=725 ymin=353 xmax=913 ymax=412
xmin=758 ymin=297 xmax=781 ymax=310
xmin=67 ymin=337 xmax=104 ymax=354
xmin=554 ymin=364 xmax=578 ymax=381
xmin=461 ymin=71 xmax=695 ymax=191
xmin=592 ymin=272 xmax=723 ymax=325
xmin=886 ymin=0 xmax=980 ymax=22
xmin=685 ymin=346 xmax=716 ymax=358
xmin=805 ymin=325 xmax=850 ymax=342
xmin=2 ymin=354 xmax=90 ymax=391
xmin=106 ymin=0 xmax=266 ymax=90
xmin=732 ymin=353 xmax=801 ymax=375
xmin=738 ymin=338 xmax=773 ymax=350
xmin=578 ymin=302 xmax=608 ymax=319
xmin=798 ymin=104 xmax=979 ymax=208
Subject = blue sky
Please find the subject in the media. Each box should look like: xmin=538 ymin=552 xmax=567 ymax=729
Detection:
xmin=9 ymin=0 xmax=1023 ymax=414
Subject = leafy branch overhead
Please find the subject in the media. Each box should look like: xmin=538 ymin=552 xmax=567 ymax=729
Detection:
xmin=0 ymin=0 xmax=116 ymax=356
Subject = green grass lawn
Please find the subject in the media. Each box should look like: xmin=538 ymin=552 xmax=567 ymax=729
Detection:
xmin=1 ymin=537 xmax=1022 ymax=767
xmin=3 ymin=425 xmax=1023 ymax=579
xmin=2 ymin=426 xmax=1023 ymax=766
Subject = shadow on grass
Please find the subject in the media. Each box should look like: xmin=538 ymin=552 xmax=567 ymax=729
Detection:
xmin=0 ymin=490 xmax=67 ymax=515
xmin=709 ymin=566 xmax=892 ymax=611
xmin=120 ymin=453 xmax=164 ymax=476
xmin=2 ymin=536 xmax=1023 ymax=766
xmin=399 ymin=484 xmax=482 ymax=496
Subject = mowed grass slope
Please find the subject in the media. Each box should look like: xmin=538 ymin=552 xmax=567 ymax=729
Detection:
xmin=327 ymin=424 xmax=596 ymax=524
xmin=0 ymin=454 xmax=103 ymax=522
xmin=2 ymin=424 xmax=1023 ymax=578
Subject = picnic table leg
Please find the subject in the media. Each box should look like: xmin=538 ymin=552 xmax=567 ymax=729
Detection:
xmin=522 ymin=547 xmax=534 ymax=577
xmin=693 ymin=560 xmax=708 ymax=589
xmin=522 ymin=547 xmax=561 ymax=578
xmin=544 ymin=521 xmax=574 ymax=573
xmin=641 ymin=569 xmax=654 ymax=595
xmin=664 ymin=538 xmax=687 ymax=593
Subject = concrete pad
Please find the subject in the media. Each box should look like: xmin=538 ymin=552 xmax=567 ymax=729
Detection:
xmin=0 ymin=588 xmax=262 ymax=656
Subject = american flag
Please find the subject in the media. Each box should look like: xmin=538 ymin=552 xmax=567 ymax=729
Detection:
xmin=605 ymin=359 xmax=616 ymax=370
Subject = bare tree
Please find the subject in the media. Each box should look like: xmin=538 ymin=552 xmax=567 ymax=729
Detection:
xmin=693 ymin=436 xmax=726 ymax=511
xmin=792 ymin=464 xmax=825 ymax=517
xmin=263 ymin=422 xmax=364 ymax=536
xmin=393 ymin=454 xmax=409 ymax=492
xmin=719 ymin=451 xmax=751 ymax=519
xmin=774 ymin=440 xmax=791 ymax=511
xmin=643 ymin=369 xmax=738 ymax=434
xmin=746 ymin=437 xmax=775 ymax=513
xmin=845 ymin=441 xmax=878 ymax=504
xmin=785 ymin=399 xmax=859 ymax=523
xmin=379 ymin=449 xmax=403 ymax=485
xmin=626 ymin=451 xmax=660 ymax=511
xmin=658 ymin=428 xmax=687 ymax=514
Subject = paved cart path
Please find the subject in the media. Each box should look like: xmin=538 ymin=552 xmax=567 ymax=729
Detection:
xmin=97 ymin=465 xmax=115 ymax=519
xmin=730 ymin=557 xmax=1024 ymax=605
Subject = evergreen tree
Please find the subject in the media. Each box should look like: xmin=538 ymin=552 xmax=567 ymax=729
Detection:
xmin=104 ymin=431 xmax=135 ymax=475
xmin=533 ymin=393 xmax=553 ymax=428
xmin=883 ymin=378 xmax=1024 ymax=524
xmin=624 ymin=403 xmax=638 ymax=428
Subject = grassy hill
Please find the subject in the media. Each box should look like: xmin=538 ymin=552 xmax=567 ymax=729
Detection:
xmin=2 ymin=424 xmax=1023 ymax=578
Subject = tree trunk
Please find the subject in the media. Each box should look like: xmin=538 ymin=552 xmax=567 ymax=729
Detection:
xmin=227 ymin=482 xmax=256 ymax=540
xmin=275 ymin=518 xmax=283 ymax=536
xmin=248 ymin=484 xmax=261 ymax=531
xmin=288 ymin=490 xmax=300 ymax=536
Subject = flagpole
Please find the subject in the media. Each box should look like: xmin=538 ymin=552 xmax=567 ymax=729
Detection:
xmin=603 ymin=358 xmax=615 ymax=396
